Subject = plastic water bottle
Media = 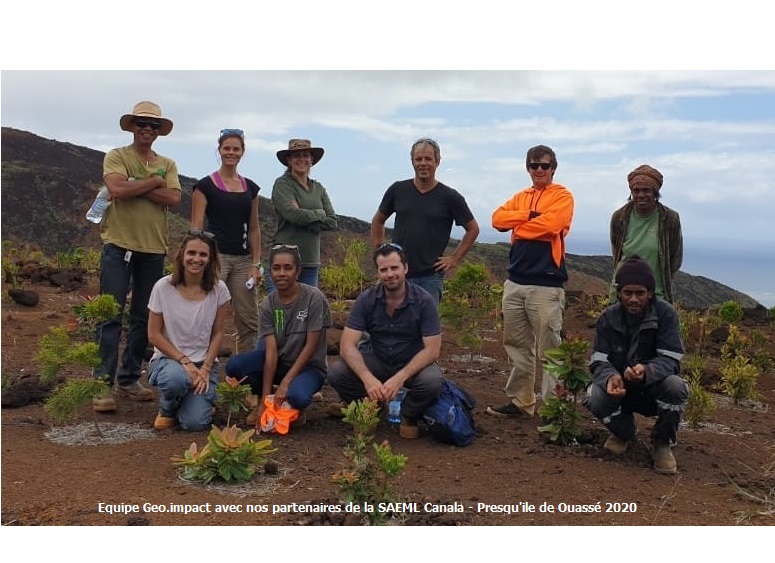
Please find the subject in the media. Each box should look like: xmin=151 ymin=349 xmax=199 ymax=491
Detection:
xmin=388 ymin=388 xmax=407 ymax=425
xmin=86 ymin=186 xmax=111 ymax=224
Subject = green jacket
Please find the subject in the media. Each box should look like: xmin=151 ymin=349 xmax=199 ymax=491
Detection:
xmin=610 ymin=201 xmax=683 ymax=303
xmin=271 ymin=170 xmax=337 ymax=267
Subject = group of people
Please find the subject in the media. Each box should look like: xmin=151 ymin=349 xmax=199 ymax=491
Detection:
xmin=90 ymin=100 xmax=687 ymax=475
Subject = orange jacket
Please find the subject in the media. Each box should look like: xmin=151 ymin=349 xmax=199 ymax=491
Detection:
xmin=492 ymin=183 xmax=574 ymax=283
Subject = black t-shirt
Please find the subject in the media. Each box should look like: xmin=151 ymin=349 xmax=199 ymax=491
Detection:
xmin=193 ymin=175 xmax=260 ymax=255
xmin=378 ymin=179 xmax=474 ymax=277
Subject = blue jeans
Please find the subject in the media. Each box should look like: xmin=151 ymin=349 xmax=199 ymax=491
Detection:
xmin=95 ymin=243 xmax=164 ymax=386
xmin=148 ymin=357 xmax=218 ymax=431
xmin=408 ymin=273 xmax=444 ymax=306
xmin=264 ymin=266 xmax=319 ymax=293
xmin=225 ymin=338 xmax=325 ymax=410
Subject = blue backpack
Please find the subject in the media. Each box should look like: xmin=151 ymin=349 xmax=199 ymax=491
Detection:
xmin=422 ymin=378 xmax=476 ymax=446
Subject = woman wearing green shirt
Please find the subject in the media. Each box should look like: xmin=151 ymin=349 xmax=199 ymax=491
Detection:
xmin=267 ymin=139 xmax=337 ymax=291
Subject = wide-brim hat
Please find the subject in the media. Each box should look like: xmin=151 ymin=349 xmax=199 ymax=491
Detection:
xmin=276 ymin=138 xmax=324 ymax=166
xmin=119 ymin=101 xmax=174 ymax=136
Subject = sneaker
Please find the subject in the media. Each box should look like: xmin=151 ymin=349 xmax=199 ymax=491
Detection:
xmin=603 ymin=433 xmax=629 ymax=456
xmin=399 ymin=417 xmax=420 ymax=440
xmin=485 ymin=403 xmax=530 ymax=418
xmin=115 ymin=381 xmax=154 ymax=402
xmin=651 ymin=440 xmax=677 ymax=474
xmin=325 ymin=401 xmax=347 ymax=419
xmin=93 ymin=396 xmax=117 ymax=412
xmin=154 ymin=412 xmax=177 ymax=430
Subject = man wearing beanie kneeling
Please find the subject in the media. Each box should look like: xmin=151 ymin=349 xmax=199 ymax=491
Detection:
xmin=584 ymin=256 xmax=688 ymax=474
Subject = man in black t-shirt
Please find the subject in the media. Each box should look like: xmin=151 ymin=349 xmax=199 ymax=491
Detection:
xmin=370 ymin=138 xmax=480 ymax=305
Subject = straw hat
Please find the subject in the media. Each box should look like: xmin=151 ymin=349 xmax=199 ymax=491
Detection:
xmin=119 ymin=101 xmax=173 ymax=136
xmin=276 ymin=139 xmax=324 ymax=166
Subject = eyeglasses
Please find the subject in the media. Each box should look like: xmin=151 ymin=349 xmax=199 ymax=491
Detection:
xmin=377 ymin=242 xmax=404 ymax=251
xmin=188 ymin=229 xmax=216 ymax=241
xmin=133 ymin=119 xmax=162 ymax=130
xmin=528 ymin=163 xmax=552 ymax=171
xmin=219 ymin=128 xmax=244 ymax=138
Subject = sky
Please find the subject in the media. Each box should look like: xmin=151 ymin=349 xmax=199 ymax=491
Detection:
xmin=1 ymin=0 xmax=772 ymax=553
xmin=3 ymin=69 xmax=774 ymax=304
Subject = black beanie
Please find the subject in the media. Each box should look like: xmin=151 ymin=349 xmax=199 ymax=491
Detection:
xmin=615 ymin=256 xmax=655 ymax=291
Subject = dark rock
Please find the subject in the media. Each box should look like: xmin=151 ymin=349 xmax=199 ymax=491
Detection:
xmin=264 ymin=460 xmax=279 ymax=475
xmin=8 ymin=288 xmax=39 ymax=307
xmin=1 ymin=376 xmax=53 ymax=408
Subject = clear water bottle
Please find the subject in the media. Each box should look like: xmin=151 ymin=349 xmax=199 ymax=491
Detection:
xmin=388 ymin=388 xmax=407 ymax=425
xmin=86 ymin=186 xmax=111 ymax=224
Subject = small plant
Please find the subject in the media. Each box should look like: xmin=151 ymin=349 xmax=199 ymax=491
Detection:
xmin=38 ymin=326 xmax=72 ymax=385
xmin=44 ymin=378 xmax=110 ymax=425
xmin=718 ymin=355 xmax=761 ymax=404
xmin=320 ymin=237 xmax=367 ymax=310
xmin=721 ymin=324 xmax=751 ymax=361
xmin=172 ymin=425 xmax=276 ymax=485
xmin=438 ymin=262 xmax=502 ymax=352
xmin=684 ymin=371 xmax=716 ymax=428
xmin=215 ymin=376 xmax=251 ymax=426
xmin=538 ymin=386 xmax=583 ymax=445
xmin=538 ymin=336 xmax=592 ymax=445
xmin=717 ymin=300 xmax=744 ymax=324
xmin=542 ymin=336 xmax=592 ymax=402
xmin=331 ymin=399 xmax=407 ymax=525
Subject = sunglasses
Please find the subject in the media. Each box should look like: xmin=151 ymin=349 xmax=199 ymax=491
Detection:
xmin=528 ymin=163 xmax=552 ymax=171
xmin=133 ymin=119 xmax=162 ymax=130
xmin=188 ymin=229 xmax=216 ymax=241
xmin=219 ymin=128 xmax=244 ymax=138
xmin=377 ymin=242 xmax=404 ymax=251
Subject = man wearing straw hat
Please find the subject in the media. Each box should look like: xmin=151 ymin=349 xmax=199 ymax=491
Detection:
xmin=92 ymin=101 xmax=182 ymax=413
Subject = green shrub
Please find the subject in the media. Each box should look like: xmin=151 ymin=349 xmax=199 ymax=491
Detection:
xmin=438 ymin=262 xmax=502 ymax=351
xmin=718 ymin=355 xmax=761 ymax=404
xmin=684 ymin=371 xmax=716 ymax=428
xmin=538 ymin=389 xmax=583 ymax=445
xmin=320 ymin=237 xmax=367 ymax=309
xmin=44 ymin=378 xmax=110 ymax=424
xmin=331 ymin=399 xmax=407 ymax=525
xmin=214 ymin=376 xmax=251 ymax=426
xmin=717 ymin=300 xmax=744 ymax=324
xmin=172 ymin=425 xmax=276 ymax=484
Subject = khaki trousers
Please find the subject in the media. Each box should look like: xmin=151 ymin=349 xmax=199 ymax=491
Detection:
xmin=220 ymin=253 xmax=259 ymax=353
xmin=501 ymin=280 xmax=565 ymax=415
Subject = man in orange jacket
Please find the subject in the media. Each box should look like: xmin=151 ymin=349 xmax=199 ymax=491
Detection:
xmin=487 ymin=145 xmax=574 ymax=419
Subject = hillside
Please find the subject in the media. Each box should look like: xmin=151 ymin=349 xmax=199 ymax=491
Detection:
xmin=0 ymin=127 xmax=759 ymax=309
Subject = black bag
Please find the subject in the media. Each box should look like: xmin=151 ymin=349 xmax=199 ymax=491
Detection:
xmin=422 ymin=378 xmax=476 ymax=446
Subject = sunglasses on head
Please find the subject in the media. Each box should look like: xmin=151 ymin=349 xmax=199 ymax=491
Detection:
xmin=528 ymin=163 xmax=552 ymax=171
xmin=377 ymin=242 xmax=404 ymax=251
xmin=271 ymin=244 xmax=300 ymax=251
xmin=133 ymin=119 xmax=162 ymax=130
xmin=219 ymin=128 xmax=244 ymax=138
xmin=188 ymin=229 xmax=216 ymax=241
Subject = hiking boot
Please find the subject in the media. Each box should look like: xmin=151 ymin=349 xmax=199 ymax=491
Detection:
xmin=93 ymin=396 xmax=117 ymax=412
xmin=153 ymin=412 xmax=177 ymax=430
xmin=651 ymin=440 xmax=677 ymax=474
xmin=399 ymin=417 xmax=420 ymax=440
xmin=325 ymin=401 xmax=347 ymax=418
xmin=485 ymin=403 xmax=530 ymax=418
xmin=115 ymin=381 xmax=154 ymax=402
xmin=603 ymin=433 xmax=629 ymax=456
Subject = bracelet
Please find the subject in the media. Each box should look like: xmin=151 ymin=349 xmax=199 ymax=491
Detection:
xmin=252 ymin=262 xmax=262 ymax=269
xmin=179 ymin=355 xmax=191 ymax=365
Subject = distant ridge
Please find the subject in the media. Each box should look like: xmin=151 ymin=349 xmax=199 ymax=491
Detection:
xmin=0 ymin=127 xmax=760 ymax=309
